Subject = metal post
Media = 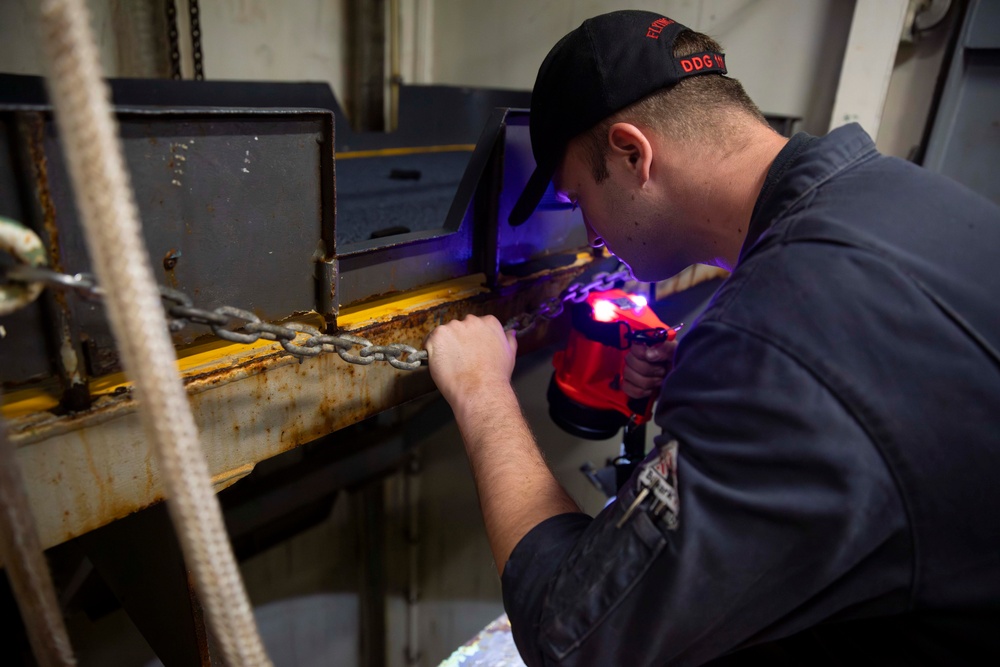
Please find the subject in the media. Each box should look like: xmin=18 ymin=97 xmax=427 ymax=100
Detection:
xmin=347 ymin=0 xmax=387 ymax=132
xmin=78 ymin=502 xmax=212 ymax=667
xmin=356 ymin=478 xmax=387 ymax=667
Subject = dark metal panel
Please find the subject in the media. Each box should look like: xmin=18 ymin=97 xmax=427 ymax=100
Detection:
xmin=337 ymin=227 xmax=477 ymax=305
xmin=923 ymin=0 xmax=1000 ymax=205
xmin=387 ymin=85 xmax=532 ymax=149
xmin=336 ymin=150 xmax=474 ymax=246
xmin=28 ymin=109 xmax=336 ymax=374
xmin=334 ymin=108 xmax=510 ymax=306
xmin=965 ymin=0 xmax=1000 ymax=49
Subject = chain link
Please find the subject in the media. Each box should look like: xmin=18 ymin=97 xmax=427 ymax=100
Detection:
xmin=502 ymin=266 xmax=631 ymax=336
xmin=167 ymin=0 xmax=181 ymax=80
xmin=189 ymin=0 xmax=205 ymax=80
xmin=166 ymin=0 xmax=204 ymax=80
xmin=2 ymin=263 xmax=629 ymax=371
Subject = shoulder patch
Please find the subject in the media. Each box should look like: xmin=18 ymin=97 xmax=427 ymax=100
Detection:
xmin=637 ymin=439 xmax=680 ymax=530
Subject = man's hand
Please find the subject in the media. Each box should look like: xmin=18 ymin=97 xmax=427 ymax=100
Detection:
xmin=425 ymin=315 xmax=518 ymax=410
xmin=623 ymin=338 xmax=678 ymax=399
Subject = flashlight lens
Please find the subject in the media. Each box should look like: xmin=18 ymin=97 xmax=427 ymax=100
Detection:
xmin=593 ymin=300 xmax=617 ymax=322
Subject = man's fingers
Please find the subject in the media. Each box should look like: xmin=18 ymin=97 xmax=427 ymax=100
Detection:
xmin=622 ymin=376 xmax=659 ymax=399
xmin=623 ymin=365 xmax=664 ymax=390
xmin=623 ymin=385 xmax=651 ymax=399
xmin=623 ymin=354 xmax=666 ymax=398
xmin=506 ymin=329 xmax=518 ymax=354
xmin=624 ymin=351 xmax=668 ymax=378
xmin=629 ymin=339 xmax=678 ymax=363
xmin=622 ymin=338 xmax=677 ymax=399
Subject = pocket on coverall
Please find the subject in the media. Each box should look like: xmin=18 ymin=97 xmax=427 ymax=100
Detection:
xmin=537 ymin=495 xmax=668 ymax=661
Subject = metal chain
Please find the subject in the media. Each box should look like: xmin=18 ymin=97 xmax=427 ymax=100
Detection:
xmin=166 ymin=1 xmax=204 ymax=80
xmin=189 ymin=0 xmax=205 ymax=80
xmin=503 ymin=266 xmax=631 ymax=336
xmin=2 ymin=263 xmax=629 ymax=371
xmin=167 ymin=0 xmax=181 ymax=80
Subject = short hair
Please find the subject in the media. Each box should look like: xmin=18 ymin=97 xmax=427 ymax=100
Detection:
xmin=580 ymin=30 xmax=768 ymax=184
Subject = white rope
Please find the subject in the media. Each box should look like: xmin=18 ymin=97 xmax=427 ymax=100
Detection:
xmin=35 ymin=1 xmax=271 ymax=664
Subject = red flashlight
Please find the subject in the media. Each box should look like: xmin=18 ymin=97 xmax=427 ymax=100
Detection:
xmin=547 ymin=288 xmax=677 ymax=439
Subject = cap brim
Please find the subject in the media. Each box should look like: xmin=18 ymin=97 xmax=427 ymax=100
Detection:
xmin=508 ymin=162 xmax=556 ymax=226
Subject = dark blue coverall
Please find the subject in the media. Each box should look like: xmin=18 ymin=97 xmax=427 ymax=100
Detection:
xmin=503 ymin=124 xmax=1000 ymax=666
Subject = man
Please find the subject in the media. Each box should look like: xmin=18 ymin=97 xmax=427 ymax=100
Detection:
xmin=426 ymin=10 xmax=1000 ymax=666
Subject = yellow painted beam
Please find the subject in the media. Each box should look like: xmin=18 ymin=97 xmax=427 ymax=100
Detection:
xmin=335 ymin=144 xmax=476 ymax=160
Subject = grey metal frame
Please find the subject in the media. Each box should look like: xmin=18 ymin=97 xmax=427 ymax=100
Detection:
xmin=1 ymin=102 xmax=589 ymax=406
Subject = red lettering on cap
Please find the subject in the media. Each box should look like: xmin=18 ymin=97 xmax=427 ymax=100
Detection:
xmin=679 ymin=53 xmax=726 ymax=74
xmin=646 ymin=17 xmax=675 ymax=39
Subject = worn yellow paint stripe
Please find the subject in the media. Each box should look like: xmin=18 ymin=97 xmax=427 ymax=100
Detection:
xmin=335 ymin=144 xmax=476 ymax=160
xmin=337 ymin=273 xmax=488 ymax=327
xmin=1 ymin=256 xmax=602 ymax=419
xmin=1 ymin=275 xmax=488 ymax=419
xmin=1 ymin=390 xmax=58 ymax=419
xmin=1 ymin=338 xmax=285 ymax=419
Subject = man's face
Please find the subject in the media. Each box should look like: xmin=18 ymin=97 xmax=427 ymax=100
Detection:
xmin=553 ymin=139 xmax=673 ymax=282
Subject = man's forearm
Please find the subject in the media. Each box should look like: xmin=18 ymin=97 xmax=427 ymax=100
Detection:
xmin=452 ymin=382 xmax=582 ymax=575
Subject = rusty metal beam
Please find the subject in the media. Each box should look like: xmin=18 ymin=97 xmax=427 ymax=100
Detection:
xmin=1 ymin=258 xmax=596 ymax=554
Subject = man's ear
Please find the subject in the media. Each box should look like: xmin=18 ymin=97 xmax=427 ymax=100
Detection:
xmin=607 ymin=122 xmax=653 ymax=184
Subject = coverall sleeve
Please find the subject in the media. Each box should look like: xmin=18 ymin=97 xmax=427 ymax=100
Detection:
xmin=501 ymin=319 xmax=909 ymax=666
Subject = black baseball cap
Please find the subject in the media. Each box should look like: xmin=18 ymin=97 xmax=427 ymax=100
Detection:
xmin=509 ymin=10 xmax=727 ymax=226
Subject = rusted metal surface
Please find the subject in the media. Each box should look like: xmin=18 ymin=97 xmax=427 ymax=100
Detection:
xmin=439 ymin=614 xmax=525 ymax=667
xmin=3 ymin=260 xmax=593 ymax=553
xmin=23 ymin=112 xmax=91 ymax=411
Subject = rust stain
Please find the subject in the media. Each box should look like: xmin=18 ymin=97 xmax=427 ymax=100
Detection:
xmin=25 ymin=114 xmax=63 ymax=274
xmin=163 ymin=248 xmax=180 ymax=270
xmin=144 ymin=442 xmax=156 ymax=498
xmin=76 ymin=430 xmax=110 ymax=523
xmin=24 ymin=114 xmax=90 ymax=393
xmin=162 ymin=248 xmax=182 ymax=291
